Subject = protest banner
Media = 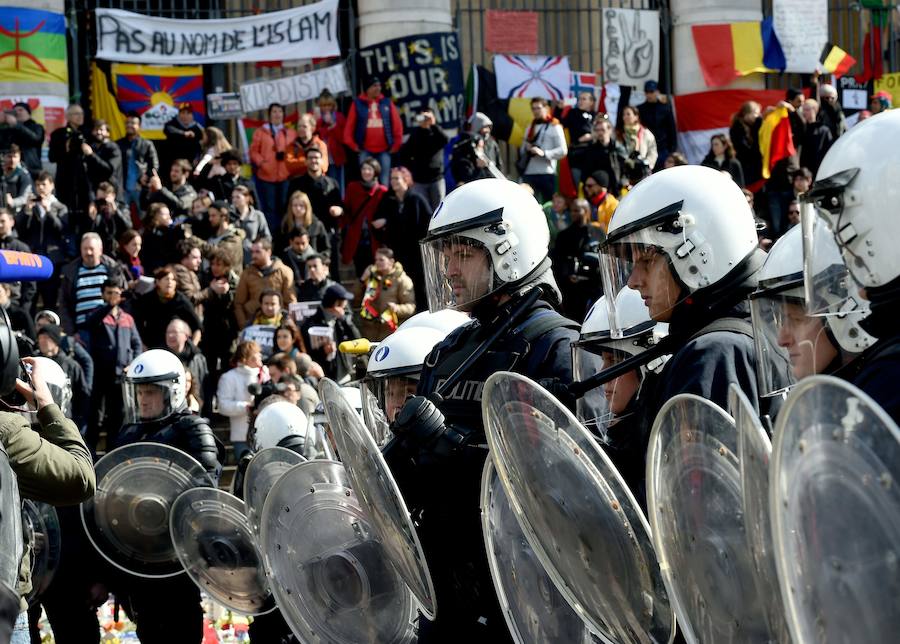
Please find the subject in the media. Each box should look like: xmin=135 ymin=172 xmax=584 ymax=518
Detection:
xmin=240 ymin=325 xmax=276 ymax=358
xmin=240 ymin=63 xmax=349 ymax=113
xmin=95 ymin=0 xmax=340 ymax=64
xmin=875 ymin=72 xmax=900 ymax=112
xmin=357 ymin=32 xmax=464 ymax=130
xmin=773 ymin=0 xmax=828 ymax=73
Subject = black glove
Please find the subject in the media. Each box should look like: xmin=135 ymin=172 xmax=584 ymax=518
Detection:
xmin=392 ymin=396 xmax=447 ymax=453
xmin=537 ymin=378 xmax=577 ymax=412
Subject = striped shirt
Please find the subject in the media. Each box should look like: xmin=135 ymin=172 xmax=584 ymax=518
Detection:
xmin=74 ymin=264 xmax=109 ymax=328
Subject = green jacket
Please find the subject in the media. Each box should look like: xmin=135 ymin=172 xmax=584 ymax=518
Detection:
xmin=0 ymin=404 xmax=96 ymax=608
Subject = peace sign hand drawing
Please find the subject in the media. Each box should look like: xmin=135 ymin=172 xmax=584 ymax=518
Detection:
xmin=620 ymin=11 xmax=654 ymax=79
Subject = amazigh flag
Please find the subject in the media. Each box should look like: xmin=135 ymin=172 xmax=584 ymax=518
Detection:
xmin=691 ymin=19 xmax=785 ymax=88
xmin=494 ymin=55 xmax=571 ymax=101
xmin=0 ymin=5 xmax=67 ymax=85
xmin=819 ymin=43 xmax=856 ymax=79
xmin=758 ymin=106 xmax=795 ymax=180
xmin=113 ymin=64 xmax=205 ymax=141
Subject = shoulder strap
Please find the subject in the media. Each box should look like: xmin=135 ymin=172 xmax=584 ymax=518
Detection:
xmin=514 ymin=307 xmax=579 ymax=344
xmin=687 ymin=316 xmax=754 ymax=343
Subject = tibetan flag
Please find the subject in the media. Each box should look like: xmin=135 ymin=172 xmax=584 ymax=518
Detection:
xmin=758 ymin=106 xmax=795 ymax=180
xmin=113 ymin=64 xmax=205 ymax=141
xmin=0 ymin=6 xmax=67 ymax=85
xmin=819 ymin=43 xmax=856 ymax=79
xmin=692 ymin=19 xmax=786 ymax=88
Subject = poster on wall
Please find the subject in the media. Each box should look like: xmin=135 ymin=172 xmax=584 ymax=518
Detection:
xmin=95 ymin=0 xmax=340 ymax=65
xmin=773 ymin=0 xmax=828 ymax=73
xmin=357 ymin=32 xmax=464 ymax=131
xmin=602 ymin=9 xmax=660 ymax=88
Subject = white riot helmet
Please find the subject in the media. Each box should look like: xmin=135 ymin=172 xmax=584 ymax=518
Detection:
xmin=803 ymin=110 xmax=900 ymax=291
xmin=28 ymin=357 xmax=71 ymax=418
xmin=600 ymin=166 xmax=760 ymax=336
xmin=750 ymin=224 xmax=875 ymax=397
xmin=253 ymin=401 xmax=309 ymax=451
xmin=420 ymin=178 xmax=557 ymax=312
xmin=361 ymin=311 xmax=469 ymax=444
xmin=122 ymin=349 xmax=187 ymax=423
xmin=572 ymin=288 xmax=668 ymax=439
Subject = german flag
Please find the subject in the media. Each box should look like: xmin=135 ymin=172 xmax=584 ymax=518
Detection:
xmin=820 ymin=43 xmax=856 ymax=79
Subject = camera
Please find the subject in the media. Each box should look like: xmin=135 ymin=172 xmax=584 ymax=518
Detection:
xmin=415 ymin=113 xmax=427 ymax=124
xmin=275 ymin=151 xmax=286 ymax=161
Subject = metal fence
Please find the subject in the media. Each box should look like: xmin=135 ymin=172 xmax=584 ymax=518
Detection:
xmin=453 ymin=0 xmax=670 ymax=91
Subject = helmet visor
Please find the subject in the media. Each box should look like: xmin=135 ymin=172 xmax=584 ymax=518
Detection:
xmin=600 ymin=240 xmax=683 ymax=338
xmin=421 ymin=235 xmax=497 ymax=312
xmin=571 ymin=344 xmax=642 ymax=443
xmin=750 ymin=289 xmax=837 ymax=397
xmin=801 ymin=204 xmax=862 ymax=317
xmin=122 ymin=381 xmax=178 ymax=424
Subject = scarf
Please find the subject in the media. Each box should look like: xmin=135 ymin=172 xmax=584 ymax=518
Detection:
xmin=360 ymin=178 xmax=377 ymax=191
xmin=359 ymin=269 xmax=398 ymax=330
xmin=526 ymin=114 xmax=553 ymax=144
xmin=623 ymin=124 xmax=641 ymax=151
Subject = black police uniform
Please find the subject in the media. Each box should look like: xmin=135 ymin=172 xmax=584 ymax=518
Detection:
xmin=387 ymin=287 xmax=579 ymax=642
xmin=105 ymin=409 xmax=224 ymax=644
xmin=845 ymin=296 xmax=900 ymax=423
xmin=232 ymin=433 xmax=308 ymax=644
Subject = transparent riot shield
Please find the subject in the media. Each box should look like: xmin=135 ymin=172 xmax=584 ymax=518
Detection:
xmin=772 ymin=375 xmax=900 ymax=644
xmin=81 ymin=442 xmax=208 ymax=578
xmin=319 ymin=378 xmax=436 ymax=620
xmin=22 ymin=500 xmax=61 ymax=605
xmin=647 ymin=393 xmax=772 ymax=643
xmin=481 ymin=458 xmax=594 ymax=643
xmin=729 ymin=385 xmax=792 ymax=643
xmin=169 ymin=487 xmax=274 ymax=615
xmin=242 ymin=447 xmax=306 ymax=537
xmin=259 ymin=459 xmax=419 ymax=644
xmin=0 ymin=444 xmax=21 ymax=595
xmin=482 ymin=371 xmax=674 ymax=644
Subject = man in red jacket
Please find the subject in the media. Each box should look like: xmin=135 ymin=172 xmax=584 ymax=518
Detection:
xmin=344 ymin=76 xmax=403 ymax=186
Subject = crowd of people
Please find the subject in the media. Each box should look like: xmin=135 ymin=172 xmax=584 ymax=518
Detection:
xmin=0 ymin=58 xmax=895 ymax=642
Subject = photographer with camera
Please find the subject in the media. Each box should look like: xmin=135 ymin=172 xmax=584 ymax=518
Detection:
xmin=48 ymin=104 xmax=92 ymax=223
xmin=83 ymin=119 xmax=122 ymax=198
xmin=398 ymin=109 xmax=448 ymax=210
xmin=1 ymin=145 xmax=32 ymax=212
xmin=84 ymin=182 xmax=131 ymax=256
xmin=450 ymin=112 xmax=504 ymax=185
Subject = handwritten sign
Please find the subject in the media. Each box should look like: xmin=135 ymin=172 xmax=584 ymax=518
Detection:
xmin=357 ymin=32 xmax=464 ymax=130
xmin=773 ymin=0 xmax=828 ymax=73
xmin=95 ymin=0 xmax=340 ymax=64
xmin=240 ymin=63 xmax=349 ymax=114
xmin=602 ymin=9 xmax=660 ymax=88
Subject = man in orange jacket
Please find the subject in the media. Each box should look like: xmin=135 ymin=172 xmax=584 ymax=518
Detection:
xmin=250 ymin=102 xmax=297 ymax=231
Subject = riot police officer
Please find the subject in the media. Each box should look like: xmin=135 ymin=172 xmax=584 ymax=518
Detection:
xmin=387 ymin=178 xmax=580 ymax=642
xmin=800 ymin=109 xmax=900 ymax=421
xmin=107 ymin=349 xmax=223 ymax=643
xmin=572 ymin=287 xmax=668 ymax=501
xmin=597 ymin=165 xmax=791 ymax=422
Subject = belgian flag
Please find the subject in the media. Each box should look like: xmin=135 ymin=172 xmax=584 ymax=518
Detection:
xmin=819 ymin=43 xmax=856 ymax=79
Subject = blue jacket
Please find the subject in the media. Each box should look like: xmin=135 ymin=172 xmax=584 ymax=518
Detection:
xmin=85 ymin=304 xmax=143 ymax=381
xmin=352 ymin=96 xmax=396 ymax=150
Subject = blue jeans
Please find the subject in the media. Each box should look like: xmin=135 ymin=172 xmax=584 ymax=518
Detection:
xmin=10 ymin=611 xmax=28 ymax=643
xmin=255 ymin=179 xmax=289 ymax=234
xmin=359 ymin=150 xmax=392 ymax=187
